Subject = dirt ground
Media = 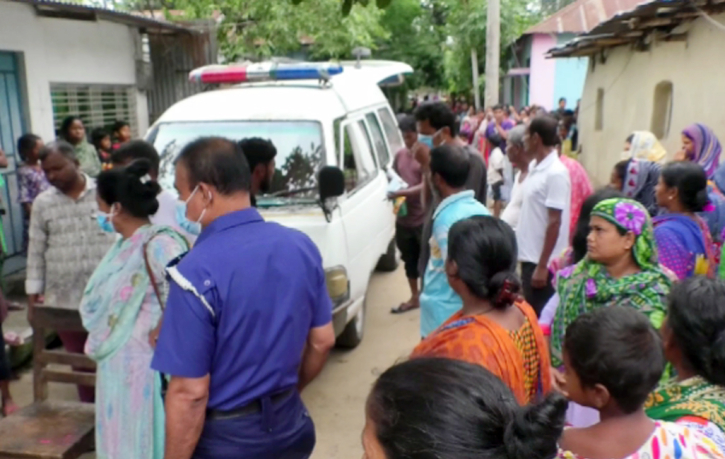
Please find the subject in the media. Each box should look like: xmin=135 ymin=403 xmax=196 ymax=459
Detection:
xmin=302 ymin=266 xmax=420 ymax=458
xmin=7 ymin=265 xmax=420 ymax=459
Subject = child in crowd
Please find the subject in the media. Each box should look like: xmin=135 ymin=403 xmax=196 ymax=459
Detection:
xmin=557 ymin=306 xmax=723 ymax=459
xmin=111 ymin=120 xmax=131 ymax=150
xmin=91 ymin=128 xmax=113 ymax=170
xmin=17 ymin=133 xmax=50 ymax=250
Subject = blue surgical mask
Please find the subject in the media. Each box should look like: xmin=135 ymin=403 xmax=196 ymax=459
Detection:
xmin=175 ymin=186 xmax=204 ymax=236
xmin=418 ymin=134 xmax=434 ymax=148
xmin=96 ymin=208 xmax=116 ymax=233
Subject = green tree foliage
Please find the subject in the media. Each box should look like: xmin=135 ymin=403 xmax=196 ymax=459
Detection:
xmin=117 ymin=0 xmax=542 ymax=97
xmin=442 ymin=0 xmax=540 ymax=95
xmin=163 ymin=0 xmax=388 ymax=61
xmin=374 ymin=0 xmax=446 ymax=89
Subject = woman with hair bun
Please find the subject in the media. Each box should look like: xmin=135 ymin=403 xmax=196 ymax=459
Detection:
xmin=654 ymin=161 xmax=716 ymax=279
xmin=411 ymin=216 xmax=551 ymax=404
xmin=646 ymin=277 xmax=725 ymax=450
xmin=79 ymin=158 xmax=189 ymax=459
xmin=363 ymin=358 xmax=567 ymax=459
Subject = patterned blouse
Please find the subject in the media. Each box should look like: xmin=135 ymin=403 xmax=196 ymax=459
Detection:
xmin=557 ymin=422 xmax=724 ymax=459
xmin=17 ymin=164 xmax=50 ymax=205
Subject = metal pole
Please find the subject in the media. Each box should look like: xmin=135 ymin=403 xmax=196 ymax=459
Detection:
xmin=471 ymin=48 xmax=481 ymax=111
xmin=485 ymin=0 xmax=500 ymax=107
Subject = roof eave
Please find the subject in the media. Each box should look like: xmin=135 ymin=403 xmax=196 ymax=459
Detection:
xmin=6 ymin=0 xmax=196 ymax=34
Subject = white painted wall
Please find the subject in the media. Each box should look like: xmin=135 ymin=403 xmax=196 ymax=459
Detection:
xmin=576 ymin=13 xmax=725 ymax=187
xmin=0 ymin=1 xmax=147 ymax=141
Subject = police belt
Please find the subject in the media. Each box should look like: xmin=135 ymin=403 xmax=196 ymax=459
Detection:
xmin=205 ymin=388 xmax=296 ymax=421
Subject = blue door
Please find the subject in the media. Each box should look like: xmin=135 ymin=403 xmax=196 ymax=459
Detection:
xmin=0 ymin=52 xmax=28 ymax=270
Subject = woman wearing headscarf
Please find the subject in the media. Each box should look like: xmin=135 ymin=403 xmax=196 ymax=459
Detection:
xmin=546 ymin=198 xmax=671 ymax=427
xmin=677 ymin=123 xmax=721 ymax=179
xmin=547 ymin=188 xmax=624 ymax=278
xmin=653 ymin=161 xmax=716 ymax=279
xmin=551 ymin=198 xmax=671 ymax=369
xmin=545 ymin=190 xmax=676 ymax=322
xmin=622 ymin=131 xmax=667 ymax=164
xmin=678 ymin=124 xmax=725 ymax=269
xmin=542 ymin=197 xmax=672 ymax=427
xmin=59 ymin=116 xmax=102 ymax=178
xmin=611 ymin=158 xmax=661 ymax=217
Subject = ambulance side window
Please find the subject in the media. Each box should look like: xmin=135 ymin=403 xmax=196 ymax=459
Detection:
xmin=341 ymin=122 xmax=376 ymax=193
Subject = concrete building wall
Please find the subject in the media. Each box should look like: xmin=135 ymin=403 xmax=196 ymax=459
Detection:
xmin=576 ymin=13 xmax=725 ymax=187
xmin=0 ymin=1 xmax=147 ymax=141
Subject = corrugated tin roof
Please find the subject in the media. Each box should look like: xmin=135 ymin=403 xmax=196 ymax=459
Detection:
xmin=526 ymin=0 xmax=648 ymax=34
xmin=549 ymin=0 xmax=724 ymax=57
xmin=4 ymin=0 xmax=195 ymax=34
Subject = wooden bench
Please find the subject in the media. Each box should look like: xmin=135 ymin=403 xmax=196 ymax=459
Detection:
xmin=0 ymin=306 xmax=96 ymax=459
xmin=0 ymin=401 xmax=94 ymax=459
xmin=31 ymin=307 xmax=96 ymax=402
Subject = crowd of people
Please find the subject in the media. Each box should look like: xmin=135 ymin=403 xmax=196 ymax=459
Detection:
xmin=0 ymin=98 xmax=723 ymax=459
xmin=385 ymin=99 xmax=725 ymax=459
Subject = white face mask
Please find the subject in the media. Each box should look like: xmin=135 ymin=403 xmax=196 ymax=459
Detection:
xmin=175 ymin=186 xmax=206 ymax=236
xmin=96 ymin=204 xmax=118 ymax=233
xmin=432 ymin=128 xmax=445 ymax=147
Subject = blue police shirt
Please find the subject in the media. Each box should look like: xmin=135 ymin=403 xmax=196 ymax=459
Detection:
xmin=151 ymin=208 xmax=333 ymax=411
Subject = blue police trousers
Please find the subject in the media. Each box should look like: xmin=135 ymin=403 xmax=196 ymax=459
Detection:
xmin=192 ymin=392 xmax=316 ymax=459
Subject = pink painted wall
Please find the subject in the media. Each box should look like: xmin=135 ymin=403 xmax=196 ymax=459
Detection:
xmin=529 ymin=34 xmax=557 ymax=110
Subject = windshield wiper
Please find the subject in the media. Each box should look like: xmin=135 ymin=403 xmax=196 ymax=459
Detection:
xmin=267 ymin=187 xmax=317 ymax=197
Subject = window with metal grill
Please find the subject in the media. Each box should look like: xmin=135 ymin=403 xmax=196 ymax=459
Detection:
xmin=50 ymin=84 xmax=138 ymax=137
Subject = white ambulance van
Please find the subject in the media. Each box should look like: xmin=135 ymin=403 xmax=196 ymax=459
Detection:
xmin=148 ymin=60 xmax=413 ymax=348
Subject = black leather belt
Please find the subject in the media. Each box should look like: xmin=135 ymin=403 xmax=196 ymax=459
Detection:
xmin=206 ymin=389 xmax=296 ymax=421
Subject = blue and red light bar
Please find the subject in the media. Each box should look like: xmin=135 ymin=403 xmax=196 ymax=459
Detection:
xmin=189 ymin=62 xmax=344 ymax=84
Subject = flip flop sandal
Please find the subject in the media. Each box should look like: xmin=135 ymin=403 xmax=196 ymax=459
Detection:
xmin=391 ymin=302 xmax=420 ymax=314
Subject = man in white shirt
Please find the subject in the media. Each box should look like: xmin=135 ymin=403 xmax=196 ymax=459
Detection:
xmin=516 ymin=116 xmax=571 ymax=315
xmin=112 ymin=141 xmax=196 ymax=245
xmin=500 ymin=125 xmax=529 ymax=231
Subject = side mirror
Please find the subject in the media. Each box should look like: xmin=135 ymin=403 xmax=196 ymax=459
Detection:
xmin=318 ymin=166 xmax=345 ymax=222
xmin=319 ymin=166 xmax=345 ymax=201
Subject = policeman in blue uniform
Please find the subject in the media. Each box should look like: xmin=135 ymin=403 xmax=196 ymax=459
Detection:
xmin=152 ymin=137 xmax=336 ymax=459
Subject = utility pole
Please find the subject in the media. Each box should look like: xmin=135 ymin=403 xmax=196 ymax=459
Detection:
xmin=470 ymin=48 xmax=481 ymax=111
xmin=485 ymin=0 xmax=500 ymax=108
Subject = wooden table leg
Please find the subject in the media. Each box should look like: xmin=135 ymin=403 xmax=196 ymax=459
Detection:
xmin=32 ymin=323 xmax=47 ymax=402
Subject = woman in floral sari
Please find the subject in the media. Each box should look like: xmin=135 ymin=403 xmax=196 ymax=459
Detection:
xmin=547 ymin=198 xmax=671 ymax=427
xmin=544 ymin=192 xmax=677 ymax=337
xmin=80 ymin=159 xmax=188 ymax=459
xmin=551 ymin=198 xmax=671 ymax=368
xmin=645 ymin=277 xmax=725 ymax=451
xmin=412 ymin=216 xmax=551 ymax=405
xmin=653 ymin=161 xmax=716 ymax=279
